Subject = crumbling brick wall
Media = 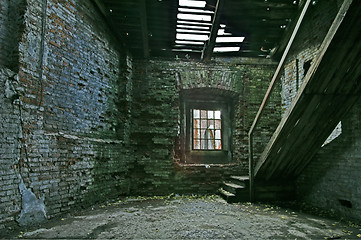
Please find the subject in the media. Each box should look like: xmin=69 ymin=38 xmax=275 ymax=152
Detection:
xmin=0 ymin=0 xmax=131 ymax=230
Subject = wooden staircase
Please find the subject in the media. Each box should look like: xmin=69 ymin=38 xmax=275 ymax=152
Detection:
xmin=218 ymin=176 xmax=250 ymax=203
xmin=218 ymin=176 xmax=295 ymax=203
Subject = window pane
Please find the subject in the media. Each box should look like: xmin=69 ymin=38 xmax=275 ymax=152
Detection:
xmin=208 ymin=120 xmax=214 ymax=129
xmin=201 ymin=140 xmax=207 ymax=149
xmin=193 ymin=139 xmax=200 ymax=149
xmin=193 ymin=128 xmax=200 ymax=139
xmin=215 ymin=110 xmax=221 ymax=119
xmin=208 ymin=139 xmax=214 ymax=150
xmin=201 ymin=120 xmax=207 ymax=129
xmin=193 ymin=119 xmax=200 ymax=128
xmin=215 ymin=140 xmax=222 ymax=150
xmin=200 ymin=129 xmax=206 ymax=139
xmin=207 ymin=111 xmax=214 ymax=119
xmin=193 ymin=109 xmax=200 ymax=118
xmin=215 ymin=119 xmax=221 ymax=129
xmin=201 ymin=110 xmax=207 ymax=118
xmin=215 ymin=130 xmax=221 ymax=139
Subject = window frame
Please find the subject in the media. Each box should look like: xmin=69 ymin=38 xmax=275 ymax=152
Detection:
xmin=180 ymin=93 xmax=233 ymax=164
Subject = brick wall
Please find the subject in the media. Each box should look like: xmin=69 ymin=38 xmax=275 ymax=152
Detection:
xmin=0 ymin=0 xmax=281 ymax=230
xmin=281 ymin=0 xmax=338 ymax=114
xmin=129 ymin=58 xmax=279 ymax=196
xmin=0 ymin=0 xmax=131 ymax=230
xmin=297 ymin=100 xmax=361 ymax=221
xmin=0 ymin=68 xmax=22 ymax=230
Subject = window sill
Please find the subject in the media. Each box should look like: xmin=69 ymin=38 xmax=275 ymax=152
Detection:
xmin=174 ymin=162 xmax=240 ymax=168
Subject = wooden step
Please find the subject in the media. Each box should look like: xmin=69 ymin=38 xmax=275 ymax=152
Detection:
xmin=223 ymin=182 xmax=245 ymax=194
xmin=218 ymin=188 xmax=236 ymax=203
xmin=230 ymin=176 xmax=249 ymax=182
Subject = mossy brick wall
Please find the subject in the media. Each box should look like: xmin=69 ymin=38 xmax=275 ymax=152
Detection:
xmin=0 ymin=0 xmax=131 ymax=230
xmin=129 ymin=58 xmax=279 ymax=196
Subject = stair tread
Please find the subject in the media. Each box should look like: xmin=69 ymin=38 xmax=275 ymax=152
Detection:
xmin=230 ymin=176 xmax=249 ymax=181
xmin=224 ymin=182 xmax=245 ymax=189
xmin=218 ymin=188 xmax=235 ymax=197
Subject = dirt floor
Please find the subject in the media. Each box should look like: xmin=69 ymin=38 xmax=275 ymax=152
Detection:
xmin=2 ymin=195 xmax=361 ymax=239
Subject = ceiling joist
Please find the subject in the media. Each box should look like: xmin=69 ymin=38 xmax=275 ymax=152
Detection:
xmin=138 ymin=0 xmax=149 ymax=58
xmin=201 ymin=0 xmax=224 ymax=62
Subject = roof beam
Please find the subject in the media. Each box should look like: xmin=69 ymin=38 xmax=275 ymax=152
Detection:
xmin=201 ymin=0 xmax=224 ymax=62
xmin=138 ymin=0 xmax=150 ymax=58
xmin=94 ymin=0 xmax=108 ymax=17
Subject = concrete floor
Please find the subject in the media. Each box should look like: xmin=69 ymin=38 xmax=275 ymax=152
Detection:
xmin=2 ymin=195 xmax=361 ymax=239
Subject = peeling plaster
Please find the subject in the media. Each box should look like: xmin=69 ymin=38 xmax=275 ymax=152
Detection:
xmin=17 ymin=177 xmax=47 ymax=226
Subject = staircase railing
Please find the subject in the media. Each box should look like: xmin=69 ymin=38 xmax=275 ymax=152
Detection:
xmin=247 ymin=0 xmax=312 ymax=202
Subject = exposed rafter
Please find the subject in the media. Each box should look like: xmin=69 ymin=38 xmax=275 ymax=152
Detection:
xmin=94 ymin=0 xmax=108 ymax=17
xmin=139 ymin=0 xmax=150 ymax=58
xmin=201 ymin=0 xmax=224 ymax=62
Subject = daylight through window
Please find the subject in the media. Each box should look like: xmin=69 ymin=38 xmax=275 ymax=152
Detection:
xmin=192 ymin=109 xmax=222 ymax=150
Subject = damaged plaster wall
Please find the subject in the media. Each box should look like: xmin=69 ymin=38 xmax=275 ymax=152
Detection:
xmin=17 ymin=178 xmax=47 ymax=226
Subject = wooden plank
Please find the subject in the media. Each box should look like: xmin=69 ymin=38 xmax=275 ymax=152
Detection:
xmin=94 ymin=0 xmax=109 ymax=16
xmin=276 ymin=95 xmax=346 ymax=179
xmin=259 ymin=94 xmax=322 ymax=179
xmin=201 ymin=0 xmax=224 ymax=62
xmin=138 ymin=0 xmax=150 ymax=58
xmin=248 ymin=0 xmax=311 ymax=137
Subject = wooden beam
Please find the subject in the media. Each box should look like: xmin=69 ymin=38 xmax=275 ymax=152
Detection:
xmin=94 ymin=0 xmax=108 ymax=17
xmin=138 ymin=0 xmax=150 ymax=58
xmin=201 ymin=0 xmax=224 ymax=62
xmin=255 ymin=0 xmax=355 ymax=180
xmin=248 ymin=0 xmax=311 ymax=138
